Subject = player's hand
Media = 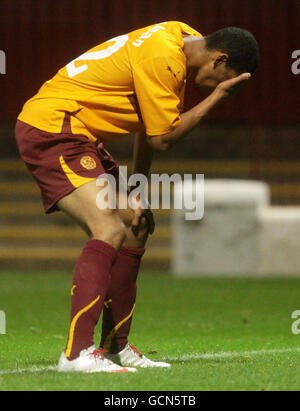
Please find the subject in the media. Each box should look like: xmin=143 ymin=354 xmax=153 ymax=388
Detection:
xmin=129 ymin=185 xmax=155 ymax=236
xmin=215 ymin=72 xmax=251 ymax=100
xmin=131 ymin=208 xmax=155 ymax=236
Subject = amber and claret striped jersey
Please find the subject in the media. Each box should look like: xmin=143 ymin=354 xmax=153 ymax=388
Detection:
xmin=18 ymin=21 xmax=202 ymax=143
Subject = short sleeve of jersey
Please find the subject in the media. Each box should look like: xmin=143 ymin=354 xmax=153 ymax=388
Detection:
xmin=132 ymin=55 xmax=186 ymax=136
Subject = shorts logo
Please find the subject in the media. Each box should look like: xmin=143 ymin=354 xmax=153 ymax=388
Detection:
xmin=80 ymin=156 xmax=97 ymax=170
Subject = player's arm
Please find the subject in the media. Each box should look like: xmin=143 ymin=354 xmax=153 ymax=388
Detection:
xmin=132 ymin=130 xmax=154 ymax=177
xmin=130 ymin=130 xmax=155 ymax=235
xmin=146 ymin=72 xmax=251 ymax=152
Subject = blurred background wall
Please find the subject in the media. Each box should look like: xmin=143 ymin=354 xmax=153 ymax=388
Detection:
xmin=1 ymin=0 xmax=300 ymax=158
xmin=0 ymin=0 xmax=299 ymax=270
xmin=0 ymin=0 xmax=299 ymax=120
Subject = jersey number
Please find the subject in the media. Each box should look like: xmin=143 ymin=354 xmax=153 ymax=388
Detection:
xmin=66 ymin=35 xmax=129 ymax=78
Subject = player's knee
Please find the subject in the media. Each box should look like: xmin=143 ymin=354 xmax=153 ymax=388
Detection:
xmin=93 ymin=222 xmax=127 ymax=248
xmin=89 ymin=210 xmax=127 ymax=247
xmin=112 ymin=224 xmax=127 ymax=246
xmin=121 ymin=208 xmax=135 ymax=228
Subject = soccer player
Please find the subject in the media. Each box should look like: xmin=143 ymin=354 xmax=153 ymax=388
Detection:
xmin=15 ymin=21 xmax=259 ymax=373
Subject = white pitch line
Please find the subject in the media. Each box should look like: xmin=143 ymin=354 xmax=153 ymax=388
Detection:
xmin=1 ymin=348 xmax=300 ymax=375
xmin=0 ymin=365 xmax=57 ymax=375
xmin=164 ymin=347 xmax=300 ymax=362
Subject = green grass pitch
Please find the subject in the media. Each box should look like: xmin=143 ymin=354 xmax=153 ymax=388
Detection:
xmin=0 ymin=272 xmax=300 ymax=391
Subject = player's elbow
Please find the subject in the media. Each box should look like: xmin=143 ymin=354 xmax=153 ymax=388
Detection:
xmin=146 ymin=135 xmax=171 ymax=152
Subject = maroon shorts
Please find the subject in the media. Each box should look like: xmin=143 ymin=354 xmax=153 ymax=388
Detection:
xmin=15 ymin=115 xmax=119 ymax=214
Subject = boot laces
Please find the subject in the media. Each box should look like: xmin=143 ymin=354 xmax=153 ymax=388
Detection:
xmin=130 ymin=345 xmax=143 ymax=358
xmin=91 ymin=348 xmax=110 ymax=363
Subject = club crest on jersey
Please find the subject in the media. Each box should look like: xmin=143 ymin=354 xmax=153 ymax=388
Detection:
xmin=80 ymin=156 xmax=97 ymax=170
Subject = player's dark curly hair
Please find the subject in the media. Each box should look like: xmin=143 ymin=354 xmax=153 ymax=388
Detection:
xmin=205 ymin=27 xmax=260 ymax=75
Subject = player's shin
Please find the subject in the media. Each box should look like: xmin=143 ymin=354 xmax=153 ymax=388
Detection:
xmin=65 ymin=239 xmax=118 ymax=360
xmin=100 ymin=246 xmax=145 ymax=353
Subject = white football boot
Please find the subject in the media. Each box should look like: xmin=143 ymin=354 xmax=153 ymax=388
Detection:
xmin=100 ymin=344 xmax=171 ymax=368
xmin=58 ymin=345 xmax=137 ymax=373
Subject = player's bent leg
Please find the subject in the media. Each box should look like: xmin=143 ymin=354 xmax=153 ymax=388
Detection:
xmin=100 ymin=205 xmax=146 ymax=350
xmin=57 ymin=180 xmax=127 ymax=249
xmin=100 ymin=201 xmax=171 ymax=368
xmin=56 ymin=181 xmax=135 ymax=373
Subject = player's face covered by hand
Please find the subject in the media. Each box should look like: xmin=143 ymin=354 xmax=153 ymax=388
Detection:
xmin=194 ymin=53 xmax=238 ymax=90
